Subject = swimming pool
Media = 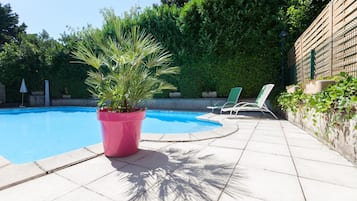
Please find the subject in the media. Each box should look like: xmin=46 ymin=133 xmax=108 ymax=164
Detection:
xmin=0 ymin=107 xmax=220 ymax=164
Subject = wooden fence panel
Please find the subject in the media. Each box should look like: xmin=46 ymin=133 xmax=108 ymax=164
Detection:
xmin=287 ymin=0 xmax=357 ymax=84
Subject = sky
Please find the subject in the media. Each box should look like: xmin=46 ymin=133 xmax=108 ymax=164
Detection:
xmin=1 ymin=0 xmax=161 ymax=39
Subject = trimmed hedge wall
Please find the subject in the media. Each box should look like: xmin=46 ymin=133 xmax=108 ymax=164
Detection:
xmin=1 ymin=0 xmax=284 ymax=101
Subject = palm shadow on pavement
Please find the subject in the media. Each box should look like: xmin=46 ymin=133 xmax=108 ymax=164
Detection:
xmin=109 ymin=147 xmax=249 ymax=201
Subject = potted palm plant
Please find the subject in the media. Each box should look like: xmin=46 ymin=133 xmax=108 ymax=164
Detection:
xmin=72 ymin=13 xmax=179 ymax=157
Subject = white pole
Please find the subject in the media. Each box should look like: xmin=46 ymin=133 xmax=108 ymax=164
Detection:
xmin=45 ymin=80 xmax=50 ymax=106
xmin=21 ymin=93 xmax=24 ymax=107
xmin=19 ymin=78 xmax=28 ymax=107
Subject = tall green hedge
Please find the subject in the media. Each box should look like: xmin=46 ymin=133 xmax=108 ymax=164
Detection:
xmin=2 ymin=0 xmax=327 ymax=101
xmin=0 ymin=32 xmax=89 ymax=102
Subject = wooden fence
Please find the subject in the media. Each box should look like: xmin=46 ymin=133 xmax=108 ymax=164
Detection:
xmin=287 ymin=0 xmax=357 ymax=83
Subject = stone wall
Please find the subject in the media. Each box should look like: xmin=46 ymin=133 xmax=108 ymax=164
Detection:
xmin=286 ymin=109 xmax=357 ymax=164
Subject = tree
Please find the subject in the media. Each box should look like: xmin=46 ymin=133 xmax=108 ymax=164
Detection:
xmin=161 ymin=0 xmax=189 ymax=7
xmin=286 ymin=0 xmax=329 ymax=40
xmin=0 ymin=3 xmax=26 ymax=47
xmin=0 ymin=32 xmax=62 ymax=101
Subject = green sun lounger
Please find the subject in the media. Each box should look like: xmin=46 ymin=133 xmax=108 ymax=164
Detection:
xmin=207 ymin=87 xmax=242 ymax=113
xmin=221 ymin=84 xmax=278 ymax=119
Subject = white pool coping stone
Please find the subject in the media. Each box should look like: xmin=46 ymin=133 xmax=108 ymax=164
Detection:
xmin=0 ymin=113 xmax=237 ymax=190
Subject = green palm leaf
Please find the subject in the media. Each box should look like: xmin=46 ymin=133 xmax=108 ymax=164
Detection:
xmin=72 ymin=10 xmax=180 ymax=112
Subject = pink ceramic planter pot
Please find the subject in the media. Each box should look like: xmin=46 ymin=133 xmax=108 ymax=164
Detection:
xmin=97 ymin=109 xmax=146 ymax=157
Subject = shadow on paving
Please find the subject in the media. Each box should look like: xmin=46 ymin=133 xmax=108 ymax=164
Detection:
xmin=109 ymin=148 xmax=249 ymax=201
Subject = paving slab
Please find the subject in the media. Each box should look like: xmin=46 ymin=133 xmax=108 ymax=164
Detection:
xmin=238 ymin=150 xmax=296 ymax=175
xmin=158 ymin=133 xmax=192 ymax=141
xmin=53 ymin=187 xmax=113 ymax=201
xmin=300 ymin=178 xmax=357 ymax=201
xmin=130 ymin=149 xmax=174 ymax=170
xmin=56 ymin=156 xmax=127 ymax=185
xmin=245 ymin=141 xmax=290 ymax=156
xmin=253 ymin=129 xmax=284 ymax=137
xmin=225 ymin=167 xmax=305 ymax=201
xmin=250 ymin=134 xmax=286 ymax=145
xmin=36 ymin=148 xmax=97 ymax=173
xmin=294 ymin=158 xmax=357 ymax=188
xmin=219 ymin=192 xmax=265 ymax=201
xmin=0 ymin=156 xmax=10 ymax=167
xmin=209 ymin=137 xmax=249 ymax=150
xmin=191 ymin=130 xmax=222 ymax=140
xmin=0 ymin=162 xmax=45 ymax=190
xmin=286 ymin=136 xmax=327 ymax=149
xmin=139 ymin=141 xmax=172 ymax=150
xmin=113 ymin=148 xmax=158 ymax=164
xmin=0 ymin=173 xmax=79 ymax=201
xmin=290 ymin=146 xmax=353 ymax=166
xmin=86 ymin=165 xmax=158 ymax=201
xmin=141 ymin=133 xmax=164 ymax=141
xmin=197 ymin=146 xmax=243 ymax=167
xmin=85 ymin=143 xmax=104 ymax=155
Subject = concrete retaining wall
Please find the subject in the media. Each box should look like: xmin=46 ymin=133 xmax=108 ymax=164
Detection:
xmin=286 ymin=109 xmax=357 ymax=164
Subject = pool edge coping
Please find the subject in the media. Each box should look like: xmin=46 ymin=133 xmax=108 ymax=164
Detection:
xmin=0 ymin=113 xmax=238 ymax=190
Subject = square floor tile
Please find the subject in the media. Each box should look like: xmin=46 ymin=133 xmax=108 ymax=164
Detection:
xmin=0 ymin=162 xmax=45 ymax=190
xmin=197 ymin=146 xmax=243 ymax=167
xmin=250 ymin=135 xmax=286 ymax=145
xmin=238 ymin=150 xmax=296 ymax=175
xmin=0 ymin=156 xmax=10 ymax=167
xmin=0 ymin=174 xmax=78 ymax=201
xmin=139 ymin=141 xmax=172 ymax=150
xmin=253 ymin=129 xmax=284 ymax=137
xmin=57 ymin=156 xmax=127 ymax=185
xmin=164 ymin=142 xmax=207 ymax=153
xmin=286 ymin=136 xmax=326 ymax=149
xmin=246 ymin=141 xmax=290 ymax=156
xmin=231 ymin=131 xmax=253 ymax=139
xmin=225 ymin=167 xmax=304 ymax=201
xmin=295 ymin=158 xmax=357 ymax=188
xmin=219 ymin=192 xmax=264 ymax=201
xmin=142 ymin=170 xmax=225 ymax=201
xmin=300 ymin=178 xmax=357 ymax=201
xmin=131 ymin=149 xmax=175 ymax=170
xmin=284 ymin=131 xmax=309 ymax=138
xmin=210 ymin=138 xmax=248 ymax=149
xmin=85 ymin=143 xmax=104 ymax=155
xmin=36 ymin=148 xmax=96 ymax=172
xmin=114 ymin=149 xmax=156 ymax=163
xmin=86 ymin=165 xmax=158 ymax=201
xmin=290 ymin=146 xmax=353 ymax=166
xmin=53 ymin=187 xmax=113 ymax=201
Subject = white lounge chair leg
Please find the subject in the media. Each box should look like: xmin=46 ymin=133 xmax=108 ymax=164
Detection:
xmin=268 ymin=110 xmax=278 ymax=119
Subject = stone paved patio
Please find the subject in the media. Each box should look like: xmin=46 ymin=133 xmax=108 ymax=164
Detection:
xmin=0 ymin=114 xmax=356 ymax=201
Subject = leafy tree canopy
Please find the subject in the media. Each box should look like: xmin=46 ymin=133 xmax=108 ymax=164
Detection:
xmin=0 ymin=3 xmax=26 ymax=47
xmin=161 ymin=0 xmax=190 ymax=8
xmin=286 ymin=0 xmax=330 ymax=40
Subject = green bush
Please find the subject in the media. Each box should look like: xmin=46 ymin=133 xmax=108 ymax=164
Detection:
xmin=4 ymin=0 xmax=329 ymax=100
xmin=278 ymin=72 xmax=357 ymax=126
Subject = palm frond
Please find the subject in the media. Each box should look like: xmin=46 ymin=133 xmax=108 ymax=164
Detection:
xmin=72 ymin=9 xmax=180 ymax=111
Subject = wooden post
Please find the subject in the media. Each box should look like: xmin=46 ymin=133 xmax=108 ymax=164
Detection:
xmin=329 ymin=1 xmax=334 ymax=77
xmin=300 ymin=37 xmax=304 ymax=81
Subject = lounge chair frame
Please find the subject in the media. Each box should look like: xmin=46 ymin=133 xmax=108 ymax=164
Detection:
xmin=207 ymin=87 xmax=242 ymax=113
xmin=222 ymin=84 xmax=278 ymax=119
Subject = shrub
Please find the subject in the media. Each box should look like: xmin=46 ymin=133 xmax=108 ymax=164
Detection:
xmin=278 ymin=72 xmax=357 ymax=126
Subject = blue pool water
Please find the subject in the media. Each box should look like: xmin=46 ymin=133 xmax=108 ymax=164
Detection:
xmin=0 ymin=107 xmax=220 ymax=164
